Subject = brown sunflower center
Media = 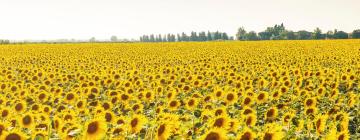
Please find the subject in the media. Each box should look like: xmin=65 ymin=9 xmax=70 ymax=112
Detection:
xmin=338 ymin=134 xmax=344 ymax=140
xmin=215 ymin=110 xmax=223 ymax=116
xmin=131 ymin=118 xmax=138 ymax=127
xmin=284 ymin=115 xmax=290 ymax=122
xmin=87 ymin=121 xmax=99 ymax=134
xmin=306 ymin=99 xmax=313 ymax=106
xmin=0 ymin=125 xmax=4 ymax=135
xmin=39 ymin=93 xmax=46 ymax=100
xmin=102 ymin=103 xmax=110 ymax=110
xmin=227 ymin=94 xmax=234 ymax=101
xmin=188 ymin=99 xmax=195 ymax=106
xmin=263 ymin=133 xmax=273 ymax=140
xmin=157 ymin=124 xmax=165 ymax=136
xmin=258 ymin=94 xmax=265 ymax=100
xmin=306 ymin=108 xmax=314 ymax=115
xmin=113 ymin=128 xmax=123 ymax=135
xmin=267 ymin=109 xmax=275 ymax=117
xmin=240 ymin=132 xmax=252 ymax=140
xmin=117 ymin=119 xmax=124 ymax=125
xmin=146 ymin=92 xmax=152 ymax=98
xmin=15 ymin=103 xmax=23 ymax=111
xmin=23 ymin=115 xmax=32 ymax=125
xmin=2 ymin=110 xmax=9 ymax=117
xmin=243 ymin=109 xmax=252 ymax=115
xmin=170 ymin=101 xmax=177 ymax=107
xmin=205 ymin=132 xmax=220 ymax=140
xmin=121 ymin=94 xmax=129 ymax=100
xmin=105 ymin=113 xmax=112 ymax=122
xmin=246 ymin=117 xmax=253 ymax=125
xmin=66 ymin=93 xmax=74 ymax=100
xmin=6 ymin=133 xmax=21 ymax=140
xmin=213 ymin=118 xmax=224 ymax=127
xmin=244 ymin=98 xmax=251 ymax=105
xmin=316 ymin=119 xmax=321 ymax=130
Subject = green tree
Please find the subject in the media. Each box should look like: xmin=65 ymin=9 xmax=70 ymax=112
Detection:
xmin=333 ymin=31 xmax=348 ymax=39
xmin=207 ymin=31 xmax=212 ymax=41
xmin=312 ymin=27 xmax=324 ymax=39
xmin=110 ymin=35 xmax=118 ymax=42
xmin=258 ymin=31 xmax=271 ymax=40
xmin=149 ymin=34 xmax=155 ymax=42
xmin=222 ymin=32 xmax=229 ymax=40
xmin=326 ymin=31 xmax=334 ymax=39
xmin=89 ymin=37 xmax=96 ymax=42
xmin=199 ymin=32 xmax=207 ymax=41
xmin=352 ymin=29 xmax=360 ymax=38
xmin=285 ymin=31 xmax=296 ymax=40
xmin=246 ymin=31 xmax=258 ymax=40
xmin=236 ymin=27 xmax=247 ymax=40
xmin=297 ymin=30 xmax=312 ymax=40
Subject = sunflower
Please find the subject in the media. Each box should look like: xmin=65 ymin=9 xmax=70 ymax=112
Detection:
xmin=115 ymin=116 xmax=127 ymax=126
xmin=64 ymin=124 xmax=81 ymax=140
xmin=337 ymin=130 xmax=350 ymax=140
xmin=265 ymin=107 xmax=278 ymax=122
xmin=75 ymin=99 xmax=86 ymax=110
xmin=103 ymin=111 xmax=115 ymax=123
xmin=305 ymin=107 xmax=317 ymax=116
xmin=0 ymin=122 xmax=10 ymax=137
xmin=292 ymin=118 xmax=305 ymax=131
xmin=260 ymin=123 xmax=284 ymax=140
xmin=282 ymin=112 xmax=294 ymax=126
xmin=83 ymin=118 xmax=107 ymax=140
xmin=271 ymin=90 xmax=282 ymax=100
xmin=129 ymin=114 xmax=148 ymax=134
xmin=110 ymin=126 xmax=126 ymax=139
xmin=242 ymin=106 xmax=256 ymax=116
xmin=256 ymin=91 xmax=268 ymax=104
xmin=314 ymin=115 xmax=327 ymax=135
xmin=213 ymin=107 xmax=227 ymax=117
xmin=203 ymin=95 xmax=212 ymax=102
xmin=237 ymin=127 xmax=256 ymax=140
xmin=228 ymin=119 xmax=239 ymax=132
xmin=37 ymin=91 xmax=48 ymax=103
xmin=304 ymin=97 xmax=317 ymax=108
xmin=242 ymin=96 xmax=253 ymax=107
xmin=225 ymin=92 xmax=238 ymax=105
xmin=156 ymin=123 xmax=171 ymax=140
xmin=131 ymin=103 xmax=144 ymax=113
xmin=144 ymin=90 xmax=154 ymax=102
xmin=335 ymin=112 xmax=349 ymax=132
xmin=0 ymin=129 xmax=27 ymax=140
xmin=168 ymin=100 xmax=180 ymax=111
xmin=13 ymin=101 xmax=26 ymax=114
xmin=185 ymin=98 xmax=198 ymax=110
xmin=32 ymin=130 xmax=48 ymax=140
xmin=64 ymin=92 xmax=77 ymax=104
xmin=325 ymin=125 xmax=337 ymax=140
xmin=244 ymin=113 xmax=257 ymax=127
xmin=52 ymin=116 xmax=62 ymax=132
xmin=201 ymin=128 xmax=227 ymax=140
xmin=213 ymin=89 xmax=224 ymax=100
xmin=19 ymin=113 xmax=34 ymax=129
xmin=120 ymin=93 xmax=131 ymax=102
xmin=1 ymin=107 xmax=11 ymax=120
xmin=211 ymin=116 xmax=229 ymax=129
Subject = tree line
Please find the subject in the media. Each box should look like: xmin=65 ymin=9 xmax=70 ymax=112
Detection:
xmin=236 ymin=23 xmax=360 ymax=41
xmin=139 ymin=31 xmax=233 ymax=42
xmin=0 ymin=39 xmax=10 ymax=44
xmin=138 ymin=23 xmax=360 ymax=42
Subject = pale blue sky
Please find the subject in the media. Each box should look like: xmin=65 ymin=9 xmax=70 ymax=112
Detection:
xmin=0 ymin=0 xmax=359 ymax=40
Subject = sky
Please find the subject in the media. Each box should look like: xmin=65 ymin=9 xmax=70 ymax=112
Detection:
xmin=0 ymin=0 xmax=359 ymax=41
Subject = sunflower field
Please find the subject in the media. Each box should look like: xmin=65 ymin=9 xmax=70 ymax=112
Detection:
xmin=0 ymin=40 xmax=359 ymax=140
